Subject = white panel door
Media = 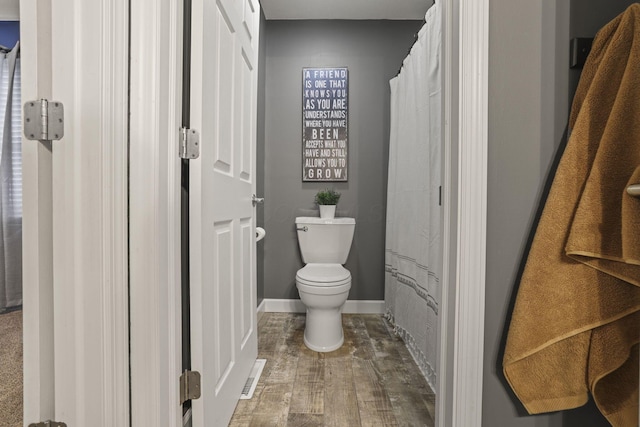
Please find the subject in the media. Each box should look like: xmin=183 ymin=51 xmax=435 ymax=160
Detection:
xmin=189 ymin=0 xmax=260 ymax=425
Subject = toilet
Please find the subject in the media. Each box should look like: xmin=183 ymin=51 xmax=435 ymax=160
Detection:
xmin=295 ymin=216 xmax=355 ymax=352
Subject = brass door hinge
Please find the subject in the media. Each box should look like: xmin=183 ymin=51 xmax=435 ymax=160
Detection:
xmin=180 ymin=369 xmax=201 ymax=404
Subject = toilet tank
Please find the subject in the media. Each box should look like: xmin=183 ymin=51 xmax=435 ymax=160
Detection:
xmin=295 ymin=217 xmax=356 ymax=264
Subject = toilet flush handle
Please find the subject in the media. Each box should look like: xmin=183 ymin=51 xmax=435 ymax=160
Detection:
xmin=296 ymin=226 xmax=308 ymax=232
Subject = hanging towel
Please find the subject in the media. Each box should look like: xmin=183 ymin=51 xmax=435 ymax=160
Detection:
xmin=503 ymin=4 xmax=640 ymax=427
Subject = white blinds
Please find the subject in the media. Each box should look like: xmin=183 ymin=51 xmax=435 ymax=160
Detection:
xmin=0 ymin=43 xmax=22 ymax=311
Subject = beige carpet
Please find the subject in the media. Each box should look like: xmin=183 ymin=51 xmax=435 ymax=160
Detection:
xmin=0 ymin=309 xmax=22 ymax=427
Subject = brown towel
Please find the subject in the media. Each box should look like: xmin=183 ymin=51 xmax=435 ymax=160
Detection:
xmin=503 ymin=5 xmax=640 ymax=426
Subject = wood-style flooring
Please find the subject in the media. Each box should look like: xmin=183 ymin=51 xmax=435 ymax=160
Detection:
xmin=229 ymin=312 xmax=435 ymax=427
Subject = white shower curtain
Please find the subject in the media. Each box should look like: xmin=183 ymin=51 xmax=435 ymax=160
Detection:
xmin=0 ymin=42 xmax=22 ymax=312
xmin=385 ymin=2 xmax=441 ymax=389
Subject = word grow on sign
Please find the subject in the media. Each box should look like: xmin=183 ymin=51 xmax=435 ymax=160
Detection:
xmin=302 ymin=67 xmax=348 ymax=182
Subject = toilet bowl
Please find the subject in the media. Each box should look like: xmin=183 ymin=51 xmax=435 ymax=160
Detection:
xmin=295 ymin=217 xmax=356 ymax=352
xmin=296 ymin=263 xmax=351 ymax=352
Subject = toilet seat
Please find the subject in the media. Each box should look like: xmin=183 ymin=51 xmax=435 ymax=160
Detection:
xmin=296 ymin=263 xmax=351 ymax=287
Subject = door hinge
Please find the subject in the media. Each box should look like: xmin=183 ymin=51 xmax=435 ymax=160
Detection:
xmin=29 ymin=421 xmax=67 ymax=427
xmin=179 ymin=127 xmax=200 ymax=159
xmin=180 ymin=370 xmax=201 ymax=404
xmin=24 ymin=99 xmax=65 ymax=141
xmin=570 ymin=37 xmax=593 ymax=69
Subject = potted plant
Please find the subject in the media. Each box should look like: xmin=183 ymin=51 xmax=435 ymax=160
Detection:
xmin=315 ymin=189 xmax=341 ymax=219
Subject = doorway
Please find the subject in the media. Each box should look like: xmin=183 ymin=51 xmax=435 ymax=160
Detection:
xmin=127 ymin=0 xmax=490 ymax=425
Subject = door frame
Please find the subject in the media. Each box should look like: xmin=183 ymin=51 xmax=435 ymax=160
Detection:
xmin=436 ymin=0 xmax=489 ymax=427
xmin=127 ymin=0 xmax=489 ymax=426
xmin=21 ymin=0 xmax=130 ymax=425
xmin=128 ymin=0 xmax=184 ymax=424
xmin=21 ymin=0 xmax=55 ymax=421
xmin=437 ymin=0 xmax=488 ymax=426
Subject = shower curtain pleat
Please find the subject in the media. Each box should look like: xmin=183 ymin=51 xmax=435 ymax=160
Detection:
xmin=0 ymin=41 xmax=22 ymax=312
xmin=385 ymin=2 xmax=441 ymax=389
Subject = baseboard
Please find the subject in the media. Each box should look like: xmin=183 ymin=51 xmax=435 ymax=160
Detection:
xmin=263 ymin=299 xmax=306 ymax=313
xmin=343 ymin=300 xmax=385 ymax=314
xmin=261 ymin=298 xmax=385 ymax=314
xmin=256 ymin=299 xmax=266 ymax=323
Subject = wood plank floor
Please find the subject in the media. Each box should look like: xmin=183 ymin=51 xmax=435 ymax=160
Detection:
xmin=229 ymin=313 xmax=435 ymax=427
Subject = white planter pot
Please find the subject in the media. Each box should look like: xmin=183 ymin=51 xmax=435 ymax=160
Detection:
xmin=319 ymin=205 xmax=336 ymax=219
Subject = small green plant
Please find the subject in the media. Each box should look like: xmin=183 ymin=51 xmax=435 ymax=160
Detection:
xmin=314 ymin=189 xmax=341 ymax=205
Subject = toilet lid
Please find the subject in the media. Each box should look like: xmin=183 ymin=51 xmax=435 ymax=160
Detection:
xmin=296 ymin=263 xmax=351 ymax=285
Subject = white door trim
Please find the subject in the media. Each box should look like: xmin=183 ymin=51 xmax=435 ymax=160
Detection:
xmin=437 ymin=0 xmax=488 ymax=426
xmin=49 ymin=0 xmax=130 ymax=424
xmin=21 ymin=0 xmax=55 ymax=421
xmin=22 ymin=0 xmax=130 ymax=424
xmin=129 ymin=0 xmax=183 ymax=424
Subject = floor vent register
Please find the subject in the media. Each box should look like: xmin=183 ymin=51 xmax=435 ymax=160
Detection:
xmin=240 ymin=359 xmax=266 ymax=400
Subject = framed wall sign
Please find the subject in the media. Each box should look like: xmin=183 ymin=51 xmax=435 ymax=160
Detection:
xmin=302 ymin=67 xmax=348 ymax=182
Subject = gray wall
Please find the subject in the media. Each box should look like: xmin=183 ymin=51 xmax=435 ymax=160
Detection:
xmin=484 ymin=3 xmax=568 ymax=425
xmin=262 ymin=20 xmax=421 ymax=300
xmin=483 ymin=1 xmax=633 ymax=426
